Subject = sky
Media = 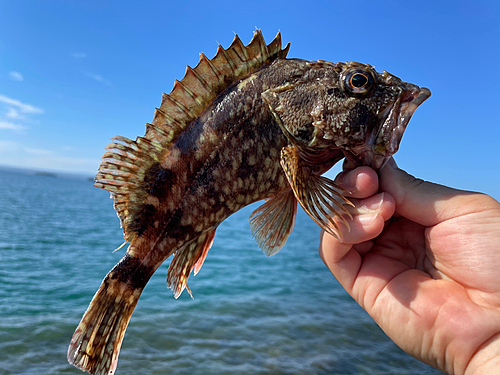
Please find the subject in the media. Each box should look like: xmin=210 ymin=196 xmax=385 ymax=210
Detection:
xmin=0 ymin=0 xmax=499 ymax=199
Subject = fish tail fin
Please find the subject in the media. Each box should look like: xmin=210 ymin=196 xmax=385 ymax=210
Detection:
xmin=68 ymin=254 xmax=153 ymax=375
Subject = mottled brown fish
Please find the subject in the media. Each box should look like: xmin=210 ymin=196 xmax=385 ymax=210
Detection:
xmin=67 ymin=30 xmax=430 ymax=374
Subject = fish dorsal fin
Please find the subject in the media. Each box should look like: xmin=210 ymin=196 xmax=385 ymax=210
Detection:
xmin=146 ymin=30 xmax=290 ymax=145
xmin=95 ymin=30 xmax=290 ymax=242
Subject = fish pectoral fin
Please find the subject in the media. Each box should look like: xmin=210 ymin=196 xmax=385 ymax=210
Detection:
xmin=166 ymin=228 xmax=217 ymax=299
xmin=249 ymin=189 xmax=297 ymax=256
xmin=280 ymin=146 xmax=354 ymax=240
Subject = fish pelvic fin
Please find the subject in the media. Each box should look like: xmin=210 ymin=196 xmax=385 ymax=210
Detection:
xmin=280 ymin=146 xmax=354 ymax=240
xmin=94 ymin=30 xmax=289 ymax=244
xmin=249 ymin=189 xmax=297 ymax=256
xmin=166 ymin=228 xmax=217 ymax=299
xmin=68 ymin=254 xmax=154 ymax=375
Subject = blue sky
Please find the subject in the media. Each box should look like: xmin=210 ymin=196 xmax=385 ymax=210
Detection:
xmin=0 ymin=1 xmax=499 ymax=199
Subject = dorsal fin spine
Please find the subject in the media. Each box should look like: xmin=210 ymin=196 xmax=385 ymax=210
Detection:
xmin=146 ymin=122 xmax=169 ymax=137
xmin=101 ymin=149 xmax=138 ymax=162
xmin=231 ymin=34 xmax=249 ymax=61
xmin=166 ymin=95 xmax=191 ymax=118
xmin=151 ymin=107 xmax=168 ymax=127
xmin=153 ymin=107 xmax=176 ymax=131
xmin=247 ymin=30 xmax=267 ymax=63
xmin=98 ymin=169 xmax=135 ymax=179
xmin=194 ymin=54 xmax=224 ymax=93
xmin=200 ymin=53 xmax=223 ymax=82
xmin=160 ymin=93 xmax=192 ymax=120
xmin=184 ymin=65 xmax=210 ymax=93
xmin=278 ymin=42 xmax=291 ymax=59
xmin=216 ymin=45 xmax=237 ymax=74
xmin=100 ymin=161 xmax=140 ymax=172
xmin=174 ymin=80 xmax=196 ymax=101
xmin=104 ymin=142 xmax=137 ymax=154
xmin=100 ymin=158 xmax=138 ymax=171
xmin=267 ymin=32 xmax=281 ymax=57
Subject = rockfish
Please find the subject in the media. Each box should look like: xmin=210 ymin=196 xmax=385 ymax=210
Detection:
xmin=67 ymin=30 xmax=431 ymax=374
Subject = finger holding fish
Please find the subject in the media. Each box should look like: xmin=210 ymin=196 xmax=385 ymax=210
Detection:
xmin=334 ymin=166 xmax=379 ymax=199
xmin=319 ymin=167 xmax=396 ymax=281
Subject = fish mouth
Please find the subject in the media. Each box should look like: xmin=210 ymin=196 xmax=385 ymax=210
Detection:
xmin=345 ymin=85 xmax=431 ymax=170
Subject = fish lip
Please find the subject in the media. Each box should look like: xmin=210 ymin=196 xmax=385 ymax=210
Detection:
xmin=388 ymin=86 xmax=431 ymax=151
xmin=371 ymin=85 xmax=431 ymax=169
xmin=343 ymin=85 xmax=431 ymax=170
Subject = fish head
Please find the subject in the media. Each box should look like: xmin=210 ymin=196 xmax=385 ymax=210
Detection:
xmin=263 ymin=60 xmax=431 ymax=170
xmin=326 ymin=61 xmax=431 ymax=169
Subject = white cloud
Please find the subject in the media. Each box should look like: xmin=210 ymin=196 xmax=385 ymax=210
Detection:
xmin=23 ymin=154 xmax=100 ymax=174
xmin=0 ymin=121 xmax=26 ymax=130
xmin=6 ymin=107 xmax=25 ymax=120
xmin=0 ymin=95 xmax=41 ymax=134
xmin=0 ymin=140 xmax=19 ymax=153
xmin=0 ymin=140 xmax=100 ymax=174
xmin=0 ymin=94 xmax=43 ymax=114
xmin=25 ymin=147 xmax=53 ymax=156
xmin=72 ymin=52 xmax=87 ymax=58
xmin=0 ymin=94 xmax=98 ymax=174
xmin=85 ymin=72 xmax=112 ymax=86
xmin=9 ymin=71 xmax=24 ymax=81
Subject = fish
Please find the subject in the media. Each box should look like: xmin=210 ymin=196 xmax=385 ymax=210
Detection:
xmin=67 ymin=30 xmax=431 ymax=375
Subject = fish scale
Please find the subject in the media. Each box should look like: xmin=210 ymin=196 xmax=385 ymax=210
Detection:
xmin=68 ymin=30 xmax=430 ymax=374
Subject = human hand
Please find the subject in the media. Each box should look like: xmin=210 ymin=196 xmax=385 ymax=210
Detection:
xmin=319 ymin=159 xmax=500 ymax=375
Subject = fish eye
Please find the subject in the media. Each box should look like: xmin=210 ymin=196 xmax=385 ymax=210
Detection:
xmin=341 ymin=67 xmax=377 ymax=98
xmin=351 ymin=73 xmax=368 ymax=88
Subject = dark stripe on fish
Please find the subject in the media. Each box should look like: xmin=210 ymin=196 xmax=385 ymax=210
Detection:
xmin=144 ymin=163 xmax=177 ymax=200
xmin=109 ymin=254 xmax=156 ymax=289
xmin=128 ymin=203 xmax=157 ymax=237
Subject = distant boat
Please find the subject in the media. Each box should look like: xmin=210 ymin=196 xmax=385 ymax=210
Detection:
xmin=34 ymin=171 xmax=57 ymax=178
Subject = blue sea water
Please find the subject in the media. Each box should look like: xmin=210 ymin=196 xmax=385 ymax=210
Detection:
xmin=0 ymin=169 xmax=443 ymax=375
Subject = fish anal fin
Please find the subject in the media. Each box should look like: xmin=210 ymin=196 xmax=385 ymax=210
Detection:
xmin=249 ymin=189 xmax=297 ymax=256
xmin=280 ymin=146 xmax=354 ymax=240
xmin=166 ymin=228 xmax=217 ymax=299
xmin=193 ymin=229 xmax=215 ymax=275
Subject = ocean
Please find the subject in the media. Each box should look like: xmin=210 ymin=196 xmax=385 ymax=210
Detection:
xmin=0 ymin=169 xmax=442 ymax=375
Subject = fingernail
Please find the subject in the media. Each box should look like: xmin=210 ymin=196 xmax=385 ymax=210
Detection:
xmin=359 ymin=213 xmax=378 ymax=225
xmin=373 ymin=192 xmax=384 ymax=210
xmin=319 ymin=229 xmax=325 ymax=240
xmin=340 ymin=170 xmax=357 ymax=189
xmin=357 ymin=193 xmax=385 ymax=214
xmin=387 ymin=157 xmax=398 ymax=168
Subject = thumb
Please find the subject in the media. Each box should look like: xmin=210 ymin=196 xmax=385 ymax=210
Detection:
xmin=379 ymin=158 xmax=493 ymax=226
